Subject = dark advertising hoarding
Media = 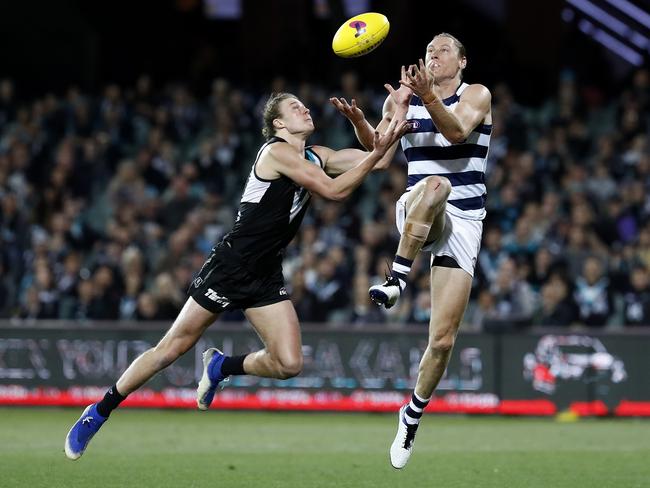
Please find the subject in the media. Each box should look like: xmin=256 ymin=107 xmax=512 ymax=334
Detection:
xmin=0 ymin=324 xmax=648 ymax=415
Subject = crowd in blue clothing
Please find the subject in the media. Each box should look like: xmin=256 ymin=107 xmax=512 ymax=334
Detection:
xmin=1 ymin=68 xmax=649 ymax=328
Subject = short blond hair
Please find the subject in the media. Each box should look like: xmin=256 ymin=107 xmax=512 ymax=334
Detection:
xmin=261 ymin=92 xmax=297 ymax=140
xmin=433 ymin=32 xmax=466 ymax=59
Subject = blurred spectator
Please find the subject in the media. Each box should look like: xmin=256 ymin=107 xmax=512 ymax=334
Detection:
xmin=466 ymin=289 xmax=498 ymax=331
xmin=622 ymin=266 xmax=650 ymax=326
xmin=574 ymin=256 xmax=613 ymax=327
xmin=306 ymin=253 xmax=348 ymax=323
xmin=476 ymin=226 xmax=508 ymax=289
xmin=532 ymin=275 xmax=578 ymax=326
xmin=528 ymin=248 xmax=560 ymax=291
xmin=66 ymin=279 xmax=106 ymax=321
xmin=136 ymin=292 xmax=161 ymax=321
xmin=151 ymin=272 xmax=184 ymax=319
xmin=87 ymin=265 xmax=121 ymax=320
xmin=31 ymin=263 xmax=59 ymax=319
xmin=160 ymin=176 xmax=200 ymax=231
xmin=350 ymin=273 xmax=385 ymax=325
xmin=408 ymin=289 xmax=431 ymax=325
xmin=487 ymin=258 xmax=536 ymax=329
xmin=289 ymin=267 xmax=318 ymax=322
xmin=116 ymin=246 xmax=145 ymax=320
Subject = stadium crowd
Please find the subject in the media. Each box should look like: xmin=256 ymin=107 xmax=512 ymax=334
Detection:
xmin=0 ymin=69 xmax=649 ymax=329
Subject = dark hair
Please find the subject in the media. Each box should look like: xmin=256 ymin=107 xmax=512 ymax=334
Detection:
xmin=261 ymin=92 xmax=298 ymax=139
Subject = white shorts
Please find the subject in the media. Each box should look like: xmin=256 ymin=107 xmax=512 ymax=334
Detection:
xmin=395 ymin=193 xmax=483 ymax=277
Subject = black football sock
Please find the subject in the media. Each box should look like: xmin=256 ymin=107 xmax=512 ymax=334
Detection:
xmin=96 ymin=384 xmax=126 ymax=418
xmin=220 ymin=354 xmax=248 ymax=376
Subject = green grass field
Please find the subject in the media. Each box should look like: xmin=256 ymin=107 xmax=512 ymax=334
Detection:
xmin=2 ymin=407 xmax=649 ymax=488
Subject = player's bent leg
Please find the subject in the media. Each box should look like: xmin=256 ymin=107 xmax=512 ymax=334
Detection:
xmin=198 ymin=299 xmax=301 ymax=410
xmin=65 ymin=298 xmax=217 ymax=459
xmin=400 ymin=175 xmax=451 ymax=258
xmin=370 ymin=176 xmax=451 ymax=309
xmin=242 ymin=301 xmax=303 ymax=379
xmin=119 ymin=297 xmax=218 ymax=395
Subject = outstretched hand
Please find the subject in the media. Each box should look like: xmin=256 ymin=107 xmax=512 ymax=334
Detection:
xmin=399 ymin=59 xmax=434 ymax=102
xmin=372 ymin=116 xmax=410 ymax=156
xmin=384 ymin=65 xmax=413 ymax=107
xmin=329 ymin=97 xmax=365 ymax=124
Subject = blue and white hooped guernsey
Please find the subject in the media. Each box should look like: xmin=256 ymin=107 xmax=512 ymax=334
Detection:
xmin=402 ymin=82 xmax=491 ymax=221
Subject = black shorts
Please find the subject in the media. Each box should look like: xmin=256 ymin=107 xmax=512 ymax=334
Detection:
xmin=188 ymin=242 xmax=290 ymax=314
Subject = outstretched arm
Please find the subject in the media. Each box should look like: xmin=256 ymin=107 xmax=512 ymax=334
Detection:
xmin=329 ymin=66 xmax=413 ymax=156
xmin=321 ymin=110 xmax=407 ymax=176
xmin=400 ymin=59 xmax=491 ymax=143
xmin=328 ymin=97 xmax=376 ymax=151
xmin=372 ymin=81 xmax=412 ymax=169
xmin=322 ymin=89 xmax=413 ymax=176
xmin=264 ymin=117 xmax=409 ymax=201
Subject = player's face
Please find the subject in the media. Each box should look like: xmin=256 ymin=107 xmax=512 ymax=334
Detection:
xmin=276 ymin=98 xmax=315 ymax=135
xmin=425 ymin=37 xmax=465 ymax=79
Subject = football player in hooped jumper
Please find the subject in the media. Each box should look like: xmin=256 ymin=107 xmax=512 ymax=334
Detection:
xmin=332 ymin=32 xmax=492 ymax=469
xmin=64 ymin=93 xmax=409 ymax=460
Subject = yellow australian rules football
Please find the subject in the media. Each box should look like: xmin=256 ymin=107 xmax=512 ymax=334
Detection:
xmin=332 ymin=12 xmax=390 ymax=58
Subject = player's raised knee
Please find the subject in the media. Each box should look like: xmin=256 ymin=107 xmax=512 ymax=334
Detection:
xmin=418 ymin=176 xmax=451 ymax=210
xmin=423 ymin=175 xmax=451 ymax=196
xmin=438 ymin=176 xmax=452 ymax=196
xmin=422 ymin=175 xmax=451 ymax=199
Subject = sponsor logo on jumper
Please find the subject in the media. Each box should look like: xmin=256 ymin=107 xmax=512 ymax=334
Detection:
xmin=279 ymin=288 xmax=288 ymax=296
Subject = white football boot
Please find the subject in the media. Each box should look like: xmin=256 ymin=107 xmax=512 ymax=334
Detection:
xmin=197 ymin=348 xmax=228 ymax=410
xmin=389 ymin=404 xmax=420 ymax=469
xmin=369 ymin=275 xmax=401 ymax=309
